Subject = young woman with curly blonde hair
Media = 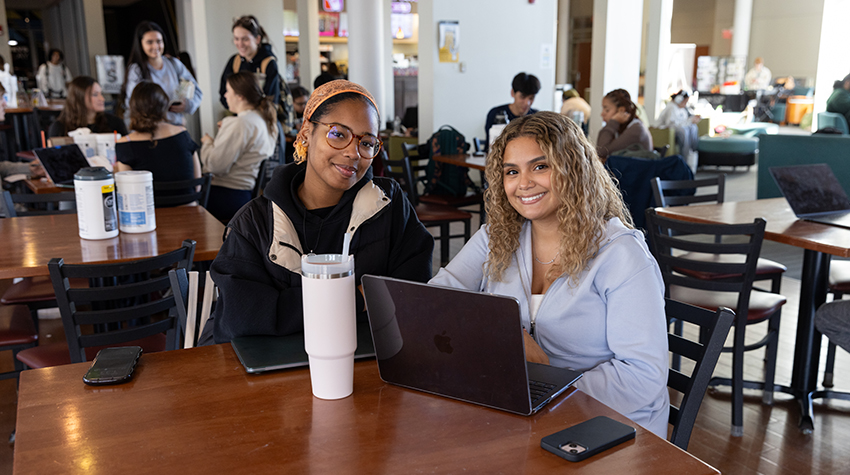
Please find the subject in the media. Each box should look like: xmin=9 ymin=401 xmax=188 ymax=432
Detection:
xmin=430 ymin=111 xmax=670 ymax=438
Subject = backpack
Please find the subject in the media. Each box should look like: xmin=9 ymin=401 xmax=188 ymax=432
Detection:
xmin=424 ymin=125 xmax=478 ymax=197
xmin=232 ymin=55 xmax=295 ymax=134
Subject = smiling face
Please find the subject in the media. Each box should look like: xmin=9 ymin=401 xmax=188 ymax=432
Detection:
xmin=600 ymin=97 xmax=623 ymax=123
xmin=233 ymin=26 xmax=261 ymax=60
xmin=502 ymin=136 xmax=559 ymax=226
xmin=302 ymin=98 xmax=380 ymax=206
xmin=85 ymin=82 xmax=105 ymax=114
xmin=141 ymin=31 xmax=164 ymax=62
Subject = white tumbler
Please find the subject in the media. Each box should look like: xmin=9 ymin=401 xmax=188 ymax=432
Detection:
xmin=301 ymin=254 xmax=356 ymax=400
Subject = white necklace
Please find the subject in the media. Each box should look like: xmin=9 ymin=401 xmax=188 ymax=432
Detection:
xmin=534 ymin=252 xmax=559 ymax=265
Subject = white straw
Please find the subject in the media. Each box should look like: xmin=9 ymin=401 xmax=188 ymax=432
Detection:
xmin=341 ymin=232 xmax=352 ymax=257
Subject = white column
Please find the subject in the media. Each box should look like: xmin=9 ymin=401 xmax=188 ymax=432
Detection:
xmin=643 ymin=0 xmax=673 ymax=123
xmin=0 ymin=0 xmax=10 ymax=72
xmin=383 ymin=0 xmax=395 ymax=125
xmin=187 ymin=0 xmax=215 ymax=136
xmin=297 ymin=0 xmax=321 ymax=90
xmin=588 ymin=0 xmax=644 ymax=138
xmin=813 ymin=0 xmax=850 ymax=130
xmin=348 ymin=0 xmax=387 ymax=119
xmin=82 ymin=0 xmax=108 ymax=75
xmin=555 ymin=0 xmax=570 ymax=85
xmin=731 ymin=0 xmax=753 ymax=58
xmin=417 ymin=0 xmax=434 ymax=140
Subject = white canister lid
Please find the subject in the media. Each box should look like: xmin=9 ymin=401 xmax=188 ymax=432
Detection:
xmin=115 ymin=170 xmax=153 ymax=183
xmin=74 ymin=167 xmax=112 ymax=181
xmin=301 ymin=254 xmax=353 ymax=279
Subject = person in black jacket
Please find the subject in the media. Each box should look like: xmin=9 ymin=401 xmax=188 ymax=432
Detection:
xmin=219 ymin=15 xmax=281 ymax=109
xmin=200 ymin=79 xmax=434 ymax=345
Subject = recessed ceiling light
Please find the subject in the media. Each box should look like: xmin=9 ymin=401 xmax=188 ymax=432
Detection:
xmin=7 ymin=40 xmax=17 ymax=46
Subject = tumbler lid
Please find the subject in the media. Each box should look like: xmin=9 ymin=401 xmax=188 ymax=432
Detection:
xmin=301 ymin=254 xmax=354 ymax=279
xmin=74 ymin=167 xmax=112 ymax=181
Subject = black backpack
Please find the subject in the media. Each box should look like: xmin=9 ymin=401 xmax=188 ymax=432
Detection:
xmin=424 ymin=125 xmax=478 ymax=197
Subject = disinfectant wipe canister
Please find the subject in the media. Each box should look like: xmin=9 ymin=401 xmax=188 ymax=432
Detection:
xmin=74 ymin=167 xmax=118 ymax=240
xmin=115 ymin=170 xmax=156 ymax=233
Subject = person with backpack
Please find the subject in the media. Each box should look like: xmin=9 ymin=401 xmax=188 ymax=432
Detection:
xmin=120 ymin=21 xmax=203 ymax=127
xmin=219 ymin=16 xmax=280 ymax=109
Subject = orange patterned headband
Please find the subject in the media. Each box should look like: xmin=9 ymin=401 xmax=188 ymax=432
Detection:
xmin=303 ymin=79 xmax=379 ymax=121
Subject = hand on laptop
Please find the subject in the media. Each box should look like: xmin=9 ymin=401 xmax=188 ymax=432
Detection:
xmin=523 ymin=330 xmax=550 ymax=365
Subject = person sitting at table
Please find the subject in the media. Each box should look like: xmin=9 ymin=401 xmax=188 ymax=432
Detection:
xmin=654 ymin=90 xmax=700 ymax=166
xmin=596 ymin=88 xmax=652 ymax=160
xmin=36 ymin=48 xmax=72 ymax=99
xmin=47 ymin=76 xmax=129 ymax=138
xmin=826 ymin=74 xmax=850 ymax=127
xmin=198 ymin=79 xmax=434 ymax=346
xmin=115 ymin=81 xmax=201 ymax=191
xmin=200 ymin=72 xmax=278 ymax=223
xmin=429 ymin=111 xmax=670 ymax=438
xmin=559 ymin=88 xmax=591 ymax=128
xmin=484 ymin=72 xmax=541 ymax=149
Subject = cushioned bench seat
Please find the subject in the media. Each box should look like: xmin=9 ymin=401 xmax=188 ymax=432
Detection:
xmin=697 ymin=136 xmax=759 ymax=169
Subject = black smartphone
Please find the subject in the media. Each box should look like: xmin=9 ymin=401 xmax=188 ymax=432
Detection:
xmin=83 ymin=346 xmax=143 ymax=386
xmin=541 ymin=416 xmax=636 ymax=462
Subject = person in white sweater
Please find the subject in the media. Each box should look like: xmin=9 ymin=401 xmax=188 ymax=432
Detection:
xmin=36 ymin=49 xmax=72 ymax=99
xmin=200 ymin=71 xmax=278 ymax=222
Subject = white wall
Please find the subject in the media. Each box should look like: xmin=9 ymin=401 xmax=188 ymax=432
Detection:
xmin=749 ymin=0 xmax=824 ymax=80
xmin=418 ymin=0 xmax=558 ymax=142
xmin=0 ymin=0 xmax=9 ymax=72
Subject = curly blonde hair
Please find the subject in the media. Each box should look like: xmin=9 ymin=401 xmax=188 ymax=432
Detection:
xmin=484 ymin=111 xmax=633 ymax=282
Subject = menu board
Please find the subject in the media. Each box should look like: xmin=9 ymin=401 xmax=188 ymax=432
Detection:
xmin=696 ymin=55 xmax=747 ymax=93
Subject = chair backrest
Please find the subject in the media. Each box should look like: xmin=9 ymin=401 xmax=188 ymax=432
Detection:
xmin=644 ymin=209 xmax=765 ymax=317
xmin=817 ymin=112 xmax=850 ymax=135
xmin=381 ymin=152 xmax=420 ymax=206
xmin=48 ymin=240 xmax=196 ymax=363
xmin=152 ymin=173 xmax=212 ymax=208
xmin=2 ymin=190 xmax=77 ymax=217
xmin=651 ymin=175 xmax=726 ymax=208
xmin=400 ymin=141 xmax=429 ymax=178
xmin=252 ymin=159 xmax=280 ymax=199
xmin=665 ymin=298 xmax=735 ymax=450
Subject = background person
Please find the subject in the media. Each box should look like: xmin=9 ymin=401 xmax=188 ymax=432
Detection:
xmin=115 ymin=81 xmax=201 ymax=195
xmin=430 ymin=111 xmax=669 ymax=438
xmin=559 ymin=88 xmax=591 ymax=128
xmin=826 ymin=74 xmax=850 ymax=127
xmin=745 ymin=57 xmax=772 ymax=91
xmin=484 ymin=72 xmax=541 ymax=149
xmin=291 ymin=85 xmax=310 ymax=129
xmin=36 ymin=49 xmax=72 ymax=99
xmin=596 ymin=88 xmax=652 ymax=160
xmin=198 ymin=79 xmax=433 ymax=345
xmin=219 ymin=15 xmax=281 ymax=109
xmin=200 ymin=72 xmax=278 ymax=223
xmin=120 ymin=21 xmax=202 ymax=127
xmin=654 ymin=90 xmax=700 ymax=165
xmin=48 ymin=76 xmax=128 ymax=137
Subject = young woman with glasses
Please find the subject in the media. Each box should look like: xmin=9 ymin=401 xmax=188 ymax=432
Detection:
xmin=200 ymin=72 xmax=277 ymax=222
xmin=198 ymin=79 xmax=434 ymax=346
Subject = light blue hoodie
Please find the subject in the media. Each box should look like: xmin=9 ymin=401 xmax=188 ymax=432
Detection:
xmin=430 ymin=218 xmax=670 ymax=438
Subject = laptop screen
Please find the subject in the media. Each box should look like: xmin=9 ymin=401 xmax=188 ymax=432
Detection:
xmin=362 ymin=276 xmax=531 ymax=413
xmin=33 ymin=145 xmax=91 ymax=185
xmin=769 ymin=164 xmax=850 ymax=216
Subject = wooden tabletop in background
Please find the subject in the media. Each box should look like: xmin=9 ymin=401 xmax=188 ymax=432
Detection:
xmin=14 ymin=344 xmax=718 ymax=474
xmin=0 ymin=206 xmax=224 ymax=279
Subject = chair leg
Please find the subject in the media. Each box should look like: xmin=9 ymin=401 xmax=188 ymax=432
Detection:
xmin=440 ymin=223 xmax=450 ymax=267
xmin=823 ymin=341 xmax=837 ymax=388
xmin=731 ymin=319 xmax=746 ymax=437
xmin=463 ymin=219 xmax=471 ymax=242
xmin=762 ymin=312 xmax=781 ymax=405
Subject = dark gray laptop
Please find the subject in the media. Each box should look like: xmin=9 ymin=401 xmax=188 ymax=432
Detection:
xmin=770 ymin=164 xmax=850 ymax=229
xmin=361 ymin=275 xmax=583 ymax=416
xmin=231 ymin=322 xmax=376 ymax=374
xmin=33 ymin=145 xmax=90 ymax=186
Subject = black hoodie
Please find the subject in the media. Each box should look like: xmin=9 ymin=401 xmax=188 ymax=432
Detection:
xmin=200 ymin=162 xmax=434 ymax=345
xmin=220 ymin=43 xmax=280 ymax=108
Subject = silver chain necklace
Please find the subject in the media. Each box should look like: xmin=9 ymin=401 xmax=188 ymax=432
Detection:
xmin=534 ymin=252 xmax=559 ymax=265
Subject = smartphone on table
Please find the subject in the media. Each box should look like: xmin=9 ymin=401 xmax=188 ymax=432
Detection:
xmin=83 ymin=346 xmax=143 ymax=386
xmin=541 ymin=416 xmax=636 ymax=462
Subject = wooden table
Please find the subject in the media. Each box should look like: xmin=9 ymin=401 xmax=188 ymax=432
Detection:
xmin=13 ymin=344 xmax=719 ymax=474
xmin=0 ymin=206 xmax=224 ymax=279
xmin=432 ymin=153 xmax=486 ymax=171
xmin=656 ymin=198 xmax=850 ymax=432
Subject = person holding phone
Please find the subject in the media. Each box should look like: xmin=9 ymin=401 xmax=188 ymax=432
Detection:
xmin=429 ymin=111 xmax=669 ymax=438
xmin=198 ymin=79 xmax=433 ymax=346
xmin=48 ymin=76 xmax=128 ymax=137
xmin=120 ymin=21 xmax=202 ymax=127
xmin=596 ymin=89 xmax=652 ymax=160
xmin=115 ymin=81 xmax=201 ymax=196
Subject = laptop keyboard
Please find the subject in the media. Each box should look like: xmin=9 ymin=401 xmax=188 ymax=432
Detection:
xmin=529 ymin=379 xmax=557 ymax=405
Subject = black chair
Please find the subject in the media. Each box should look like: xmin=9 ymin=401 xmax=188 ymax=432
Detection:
xmin=403 ymin=142 xmax=486 ymax=221
xmin=0 ymin=306 xmax=38 ymax=381
xmin=252 ymin=159 xmax=280 ymax=199
xmin=651 ymin=175 xmax=786 ymax=296
xmin=16 ymin=240 xmax=196 ymax=367
xmin=153 ymin=173 xmax=212 ymax=208
xmin=645 ymin=209 xmax=786 ymax=437
xmin=666 ymin=298 xmax=735 ymax=451
xmin=2 ymin=190 xmax=76 ymax=217
xmin=381 ymin=152 xmax=471 ymax=267
xmin=822 ymin=259 xmax=850 ymax=387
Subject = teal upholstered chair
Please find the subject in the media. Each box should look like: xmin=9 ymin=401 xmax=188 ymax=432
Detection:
xmin=817 ymin=112 xmax=850 ymax=135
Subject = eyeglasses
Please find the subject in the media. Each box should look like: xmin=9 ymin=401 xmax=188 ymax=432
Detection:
xmin=310 ymin=120 xmax=383 ymax=159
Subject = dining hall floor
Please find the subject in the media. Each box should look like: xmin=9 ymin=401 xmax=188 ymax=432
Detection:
xmin=0 ymin=159 xmax=848 ymax=474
